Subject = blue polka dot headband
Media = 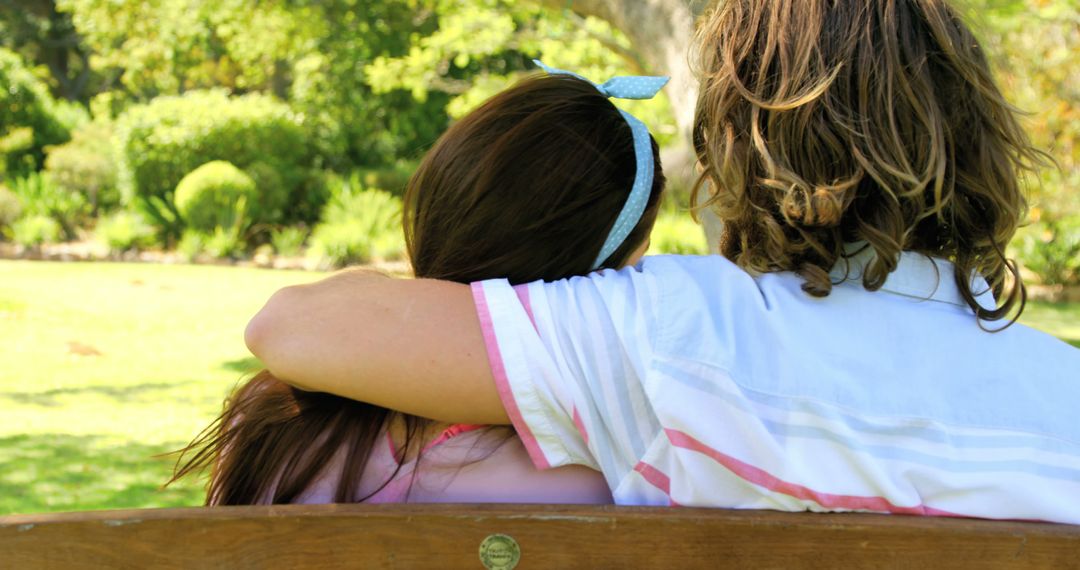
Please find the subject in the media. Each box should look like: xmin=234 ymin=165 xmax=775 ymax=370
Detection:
xmin=533 ymin=60 xmax=670 ymax=269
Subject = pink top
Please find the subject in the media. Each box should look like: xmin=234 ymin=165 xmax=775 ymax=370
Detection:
xmin=288 ymin=424 xmax=613 ymax=505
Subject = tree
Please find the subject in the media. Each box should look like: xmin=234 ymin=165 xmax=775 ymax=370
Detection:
xmin=0 ymin=47 xmax=73 ymax=176
xmin=966 ymin=0 xmax=1079 ymax=215
xmin=57 ymin=0 xmax=452 ymax=168
xmin=537 ymin=1 xmax=709 ymax=176
xmin=361 ymin=0 xmax=717 ymax=240
xmin=0 ymin=0 xmax=93 ymax=101
xmin=367 ymin=0 xmax=707 ymax=180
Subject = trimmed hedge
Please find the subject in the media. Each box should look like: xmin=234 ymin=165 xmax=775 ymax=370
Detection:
xmin=44 ymin=121 xmax=119 ymax=214
xmin=174 ymin=161 xmax=256 ymax=232
xmin=0 ymin=49 xmax=73 ymax=177
xmin=113 ymin=90 xmax=313 ymax=236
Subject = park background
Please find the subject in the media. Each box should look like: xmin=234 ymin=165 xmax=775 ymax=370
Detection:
xmin=0 ymin=0 xmax=1077 ymax=514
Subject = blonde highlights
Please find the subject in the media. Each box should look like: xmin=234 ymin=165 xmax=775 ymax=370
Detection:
xmin=692 ymin=0 xmax=1046 ymax=320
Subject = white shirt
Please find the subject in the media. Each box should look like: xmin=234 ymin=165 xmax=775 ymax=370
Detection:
xmin=470 ymin=250 xmax=1080 ymax=523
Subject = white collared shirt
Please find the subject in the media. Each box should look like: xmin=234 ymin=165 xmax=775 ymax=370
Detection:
xmin=471 ymin=252 xmax=1080 ymax=523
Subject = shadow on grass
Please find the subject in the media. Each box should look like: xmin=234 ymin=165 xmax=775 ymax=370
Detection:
xmin=220 ymin=356 xmax=263 ymax=375
xmin=1 ymin=381 xmax=180 ymax=407
xmin=0 ymin=434 xmax=205 ymax=515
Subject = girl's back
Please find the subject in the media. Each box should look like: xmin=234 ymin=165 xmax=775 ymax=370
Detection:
xmin=290 ymin=422 xmax=611 ymax=505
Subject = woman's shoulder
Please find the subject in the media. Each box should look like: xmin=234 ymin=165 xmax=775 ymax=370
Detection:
xmin=408 ymin=428 xmax=613 ymax=505
xmin=546 ymin=254 xmax=763 ymax=309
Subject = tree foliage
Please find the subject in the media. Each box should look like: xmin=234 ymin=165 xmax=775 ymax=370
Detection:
xmin=1 ymin=0 xmax=1075 ymax=280
xmin=365 ymin=0 xmax=678 ymax=142
xmin=54 ymin=0 xmax=451 ymax=167
xmin=0 ymin=47 xmax=73 ymax=177
xmin=112 ymin=90 xmax=312 ymax=237
xmin=0 ymin=0 xmax=93 ymax=101
xmin=965 ymin=0 xmax=1079 ymax=213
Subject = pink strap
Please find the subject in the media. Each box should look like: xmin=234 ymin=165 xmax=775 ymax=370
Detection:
xmin=422 ymin=424 xmax=488 ymax=454
xmin=384 ymin=423 xmax=490 ymax=466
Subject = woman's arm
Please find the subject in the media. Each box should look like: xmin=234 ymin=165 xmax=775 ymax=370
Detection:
xmin=244 ymin=269 xmax=509 ymax=425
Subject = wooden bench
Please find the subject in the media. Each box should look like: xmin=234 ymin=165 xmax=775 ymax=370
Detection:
xmin=2 ymin=504 xmax=1079 ymax=569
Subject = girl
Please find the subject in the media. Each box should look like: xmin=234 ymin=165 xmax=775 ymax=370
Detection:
xmin=243 ymin=0 xmax=1080 ymax=524
xmin=172 ymin=65 xmax=669 ymax=504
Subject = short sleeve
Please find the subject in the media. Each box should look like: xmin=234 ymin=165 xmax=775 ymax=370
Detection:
xmin=470 ymin=261 xmax=665 ymax=485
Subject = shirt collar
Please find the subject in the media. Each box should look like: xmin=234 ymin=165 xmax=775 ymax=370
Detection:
xmin=829 ymin=243 xmax=997 ymax=309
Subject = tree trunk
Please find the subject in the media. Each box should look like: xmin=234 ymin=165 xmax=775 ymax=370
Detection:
xmin=537 ymin=0 xmax=721 ymax=250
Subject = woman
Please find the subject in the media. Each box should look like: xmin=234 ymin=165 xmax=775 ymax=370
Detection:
xmin=173 ymin=66 xmax=668 ymax=505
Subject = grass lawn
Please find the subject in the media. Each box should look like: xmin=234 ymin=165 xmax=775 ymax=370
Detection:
xmin=1020 ymin=300 xmax=1080 ymax=349
xmin=0 ymin=260 xmax=325 ymax=514
xmin=1 ymin=259 xmax=1077 ymax=515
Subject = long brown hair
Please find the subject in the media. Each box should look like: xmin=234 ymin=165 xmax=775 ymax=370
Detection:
xmin=691 ymin=0 xmax=1047 ymax=322
xmin=170 ymin=74 xmax=665 ymax=504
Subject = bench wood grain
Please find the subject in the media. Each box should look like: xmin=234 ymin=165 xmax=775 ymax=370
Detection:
xmin=2 ymin=504 xmax=1079 ymax=569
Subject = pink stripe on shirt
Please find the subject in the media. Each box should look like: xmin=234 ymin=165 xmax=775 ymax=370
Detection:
xmin=633 ymin=461 xmax=681 ymax=507
xmin=471 ymin=282 xmax=551 ymax=470
xmin=512 ymin=284 xmax=537 ymax=331
xmin=665 ymin=428 xmax=959 ymax=517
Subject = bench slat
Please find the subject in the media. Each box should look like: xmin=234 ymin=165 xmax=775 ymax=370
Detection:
xmin=2 ymin=504 xmax=1078 ymax=569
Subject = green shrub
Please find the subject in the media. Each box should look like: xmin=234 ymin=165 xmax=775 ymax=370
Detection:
xmin=1014 ymin=217 xmax=1080 ymax=286
xmin=44 ymin=121 xmax=119 ymax=214
xmin=290 ymin=50 xmax=450 ymax=170
xmin=0 ymin=49 xmax=73 ymax=177
xmin=9 ymin=172 xmax=88 ymax=241
xmin=11 ymin=215 xmax=61 ymax=247
xmin=0 ymin=185 xmax=21 ymax=233
xmin=174 ymin=161 xmax=255 ymax=233
xmin=204 ymin=227 xmax=246 ymax=260
xmin=95 ymin=211 xmax=158 ymax=254
xmin=351 ymin=161 xmax=418 ymax=197
xmin=270 ymin=226 xmax=308 ymax=257
xmin=308 ymin=180 xmax=404 ymax=268
xmin=52 ymin=99 xmax=91 ymax=133
xmin=0 ymin=127 xmax=35 ymax=173
xmin=289 ymin=169 xmax=333 ymax=226
xmin=648 ymin=210 xmax=708 ymax=256
xmin=176 ymin=227 xmax=245 ymax=261
xmin=243 ymin=161 xmax=289 ymax=226
xmin=176 ymin=230 xmax=206 ymax=262
xmin=113 ymin=90 xmax=313 ymax=237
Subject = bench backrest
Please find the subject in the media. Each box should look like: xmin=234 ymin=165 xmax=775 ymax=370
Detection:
xmin=3 ymin=504 xmax=1079 ymax=569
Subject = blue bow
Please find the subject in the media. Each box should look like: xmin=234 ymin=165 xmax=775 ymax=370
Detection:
xmin=533 ymin=60 xmax=669 ymax=269
xmin=533 ymin=60 xmax=669 ymax=100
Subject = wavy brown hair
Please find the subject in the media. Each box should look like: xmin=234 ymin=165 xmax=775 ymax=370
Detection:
xmin=169 ymin=74 xmax=665 ymax=504
xmin=691 ymin=0 xmax=1047 ymax=322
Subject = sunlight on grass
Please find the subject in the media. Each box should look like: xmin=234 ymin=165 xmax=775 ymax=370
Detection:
xmin=1 ymin=259 xmax=1077 ymax=514
xmin=0 ymin=260 xmax=325 ymax=514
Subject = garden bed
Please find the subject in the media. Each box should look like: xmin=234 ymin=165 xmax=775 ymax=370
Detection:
xmin=4 ymin=239 xmax=1075 ymax=304
xmin=0 ymin=240 xmax=411 ymax=275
